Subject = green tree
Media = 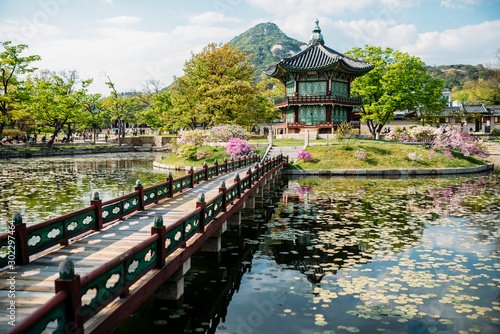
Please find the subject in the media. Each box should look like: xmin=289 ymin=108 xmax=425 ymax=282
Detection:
xmin=140 ymin=91 xmax=173 ymax=131
xmin=345 ymin=46 xmax=446 ymax=139
xmin=0 ymin=41 xmax=40 ymax=138
xmin=102 ymin=77 xmax=141 ymax=145
xmin=24 ymin=73 xmax=93 ymax=147
xmin=172 ymin=43 xmax=258 ymax=129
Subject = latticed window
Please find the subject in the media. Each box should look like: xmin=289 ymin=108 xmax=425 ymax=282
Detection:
xmin=332 ymin=106 xmax=349 ymax=122
xmin=298 ymin=81 xmax=327 ymax=96
xmin=331 ymin=81 xmax=348 ymax=97
xmin=298 ymin=106 xmax=326 ymax=124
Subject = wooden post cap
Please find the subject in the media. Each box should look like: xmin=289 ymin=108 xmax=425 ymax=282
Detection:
xmin=59 ymin=259 xmax=75 ymax=279
xmin=13 ymin=212 xmax=22 ymax=225
xmin=220 ymin=181 xmax=226 ymax=188
xmin=153 ymin=215 xmax=163 ymax=228
xmin=234 ymin=172 xmax=240 ymax=180
xmin=135 ymin=180 xmax=142 ymax=187
xmin=168 ymin=172 xmax=173 ymax=179
xmin=203 ymin=161 xmax=207 ymax=167
xmin=197 ymin=193 xmax=205 ymax=202
xmin=92 ymin=191 xmax=100 ymax=201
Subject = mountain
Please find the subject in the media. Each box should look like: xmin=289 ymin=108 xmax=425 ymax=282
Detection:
xmin=426 ymin=64 xmax=498 ymax=91
xmin=229 ymin=22 xmax=307 ymax=82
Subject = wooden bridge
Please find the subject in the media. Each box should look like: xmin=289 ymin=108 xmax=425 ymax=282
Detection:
xmin=0 ymin=154 xmax=288 ymax=333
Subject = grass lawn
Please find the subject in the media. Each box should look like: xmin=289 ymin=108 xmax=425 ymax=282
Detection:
xmin=248 ymin=138 xmax=390 ymax=146
xmin=289 ymin=143 xmax=489 ymax=170
xmin=158 ymin=146 xmax=268 ymax=167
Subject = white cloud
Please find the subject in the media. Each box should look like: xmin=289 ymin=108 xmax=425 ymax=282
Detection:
xmin=402 ymin=20 xmax=500 ymax=65
xmin=100 ymin=16 xmax=141 ymax=26
xmin=189 ymin=11 xmax=242 ymax=25
xmin=333 ymin=19 xmax=418 ymax=51
xmin=440 ymin=0 xmax=493 ymax=9
xmin=380 ymin=0 xmax=421 ymax=7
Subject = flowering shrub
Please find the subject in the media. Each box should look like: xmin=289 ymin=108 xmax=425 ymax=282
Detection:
xmin=407 ymin=151 xmax=423 ymax=161
xmin=296 ymin=149 xmax=312 ymax=162
xmin=386 ymin=126 xmax=489 ymax=161
xmin=176 ymin=129 xmax=208 ymax=147
xmin=196 ymin=148 xmax=212 ymax=160
xmin=206 ymin=124 xmax=249 ymax=142
xmin=176 ymin=143 xmax=198 ymax=159
xmin=296 ymin=185 xmax=312 ymax=198
xmin=226 ymin=138 xmax=252 ymax=158
xmin=354 ymin=149 xmax=367 ymax=160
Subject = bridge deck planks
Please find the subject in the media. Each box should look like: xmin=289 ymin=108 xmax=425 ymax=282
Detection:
xmin=0 ymin=168 xmax=253 ymax=332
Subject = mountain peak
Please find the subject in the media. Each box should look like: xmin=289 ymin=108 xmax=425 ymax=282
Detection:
xmin=229 ymin=22 xmax=307 ymax=82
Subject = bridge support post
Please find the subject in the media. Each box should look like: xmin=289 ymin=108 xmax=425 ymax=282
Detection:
xmin=201 ymin=221 xmax=226 ymax=252
xmin=227 ymin=212 xmax=241 ymax=226
xmin=155 ymin=258 xmax=191 ymax=301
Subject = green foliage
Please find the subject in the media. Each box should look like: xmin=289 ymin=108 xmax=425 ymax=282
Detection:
xmin=229 ymin=23 xmax=307 ymax=83
xmin=141 ymin=91 xmax=173 ymax=130
xmin=0 ymin=41 xmax=41 ymax=138
xmin=490 ymin=128 xmax=500 ymax=136
xmin=345 ymin=46 xmax=446 ymax=139
xmin=176 ymin=143 xmax=198 ymax=159
xmin=171 ymin=43 xmax=259 ymax=129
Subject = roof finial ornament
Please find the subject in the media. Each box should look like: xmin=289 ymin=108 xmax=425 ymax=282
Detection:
xmin=309 ymin=18 xmax=324 ymax=46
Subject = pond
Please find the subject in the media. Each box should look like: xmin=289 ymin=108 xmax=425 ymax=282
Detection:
xmin=0 ymin=152 xmax=184 ymax=233
xmin=116 ymin=173 xmax=500 ymax=334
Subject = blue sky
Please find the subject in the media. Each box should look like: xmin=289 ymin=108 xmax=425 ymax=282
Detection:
xmin=1 ymin=0 xmax=499 ymax=95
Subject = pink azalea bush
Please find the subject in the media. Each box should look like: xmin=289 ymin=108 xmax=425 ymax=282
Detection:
xmin=296 ymin=149 xmax=312 ymax=162
xmin=355 ymin=149 xmax=367 ymax=160
xmin=196 ymin=148 xmax=212 ymax=160
xmin=226 ymin=138 xmax=252 ymax=158
xmin=386 ymin=125 xmax=489 ymax=161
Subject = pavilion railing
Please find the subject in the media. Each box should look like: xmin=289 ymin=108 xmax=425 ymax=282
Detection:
xmin=9 ymin=154 xmax=289 ymax=334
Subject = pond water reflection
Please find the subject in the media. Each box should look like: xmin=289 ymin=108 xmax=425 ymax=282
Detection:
xmin=116 ymin=173 xmax=500 ymax=334
xmin=0 ymin=152 xmax=183 ymax=232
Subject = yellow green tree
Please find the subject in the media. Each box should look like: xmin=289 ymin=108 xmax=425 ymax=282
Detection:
xmin=171 ymin=43 xmax=259 ymax=129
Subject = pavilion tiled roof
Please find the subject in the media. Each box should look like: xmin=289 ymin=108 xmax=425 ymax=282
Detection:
xmin=463 ymin=104 xmax=488 ymax=113
xmin=263 ymin=20 xmax=374 ymax=78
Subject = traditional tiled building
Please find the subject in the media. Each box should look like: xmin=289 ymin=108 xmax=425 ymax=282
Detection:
xmin=263 ymin=19 xmax=374 ymax=139
xmin=440 ymin=104 xmax=500 ymax=133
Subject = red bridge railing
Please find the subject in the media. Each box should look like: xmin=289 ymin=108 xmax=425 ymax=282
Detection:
xmin=8 ymin=154 xmax=289 ymax=334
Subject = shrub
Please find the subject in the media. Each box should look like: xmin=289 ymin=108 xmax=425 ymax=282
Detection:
xmin=176 ymin=129 xmax=208 ymax=147
xmin=335 ymin=123 xmax=358 ymax=145
xmin=407 ymin=151 xmax=423 ymax=161
xmin=296 ymin=149 xmax=312 ymax=162
xmin=206 ymin=124 xmax=249 ymax=142
xmin=226 ymin=138 xmax=252 ymax=158
xmin=196 ymin=147 xmax=213 ymax=160
xmin=354 ymin=149 xmax=367 ymax=160
xmin=176 ymin=143 xmax=198 ymax=159
xmin=490 ymin=128 xmax=500 ymax=136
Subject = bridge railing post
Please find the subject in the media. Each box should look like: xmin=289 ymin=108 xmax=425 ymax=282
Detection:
xmin=151 ymin=216 xmax=166 ymax=269
xmin=254 ymin=163 xmax=260 ymax=181
xmin=135 ymin=180 xmax=145 ymax=211
xmin=196 ymin=194 xmax=206 ymax=231
xmin=13 ymin=213 xmax=29 ymax=266
xmin=246 ymin=167 xmax=252 ymax=186
xmin=234 ymin=173 xmax=241 ymax=198
xmin=55 ymin=259 xmax=83 ymax=333
xmin=230 ymin=157 xmax=234 ymax=171
xmin=224 ymin=158 xmax=228 ymax=174
xmin=91 ymin=191 xmax=103 ymax=231
xmin=167 ymin=172 xmax=174 ymax=198
xmin=219 ymin=181 xmax=227 ymax=212
xmin=214 ymin=159 xmax=219 ymax=176
xmin=204 ymin=162 xmax=209 ymax=181
xmin=189 ymin=166 xmax=194 ymax=188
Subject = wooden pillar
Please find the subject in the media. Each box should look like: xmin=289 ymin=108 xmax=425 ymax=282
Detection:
xmin=196 ymin=194 xmax=206 ymax=232
xmin=91 ymin=191 xmax=103 ymax=231
xmin=219 ymin=181 xmax=227 ymax=213
xmin=167 ymin=172 xmax=174 ymax=198
xmin=54 ymin=259 xmax=83 ymax=333
xmin=189 ymin=167 xmax=194 ymax=188
xmin=13 ymin=213 xmax=29 ymax=266
xmin=151 ymin=216 xmax=166 ymax=269
xmin=214 ymin=159 xmax=219 ymax=176
xmin=135 ymin=180 xmax=145 ymax=211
